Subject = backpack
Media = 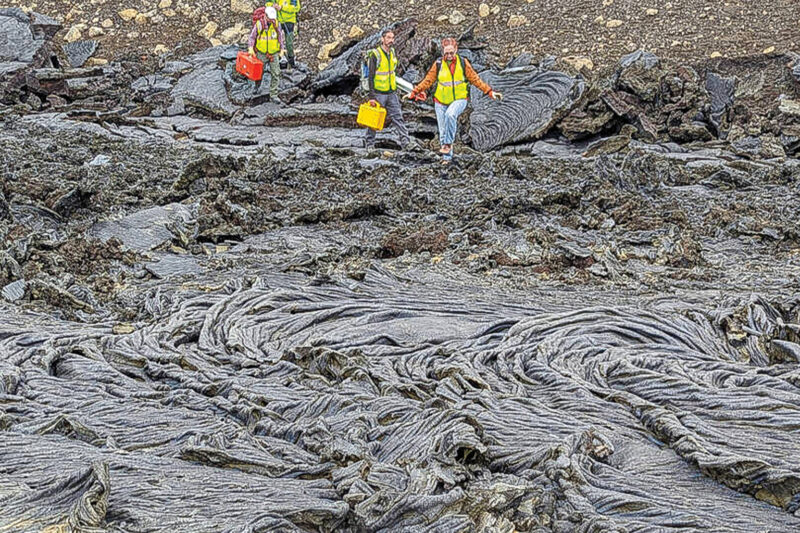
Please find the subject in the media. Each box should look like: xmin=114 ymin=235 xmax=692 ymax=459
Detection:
xmin=359 ymin=49 xmax=378 ymax=95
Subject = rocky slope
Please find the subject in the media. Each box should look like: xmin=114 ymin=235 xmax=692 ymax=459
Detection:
xmin=7 ymin=0 xmax=800 ymax=71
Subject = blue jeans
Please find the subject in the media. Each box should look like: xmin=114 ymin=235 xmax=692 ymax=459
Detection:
xmin=435 ymin=99 xmax=468 ymax=159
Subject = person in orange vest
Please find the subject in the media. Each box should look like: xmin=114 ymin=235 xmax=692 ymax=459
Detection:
xmin=248 ymin=6 xmax=285 ymax=102
xmin=407 ymin=38 xmax=502 ymax=163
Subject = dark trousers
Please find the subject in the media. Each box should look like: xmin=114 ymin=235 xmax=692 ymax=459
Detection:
xmin=281 ymin=22 xmax=296 ymax=63
xmin=364 ymin=91 xmax=409 ymax=147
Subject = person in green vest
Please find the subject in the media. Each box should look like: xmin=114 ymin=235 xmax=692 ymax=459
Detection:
xmin=247 ymin=6 xmax=285 ymax=101
xmin=266 ymin=0 xmax=301 ymax=69
xmin=408 ymin=37 xmax=502 ymax=163
xmin=364 ymin=29 xmax=417 ymax=150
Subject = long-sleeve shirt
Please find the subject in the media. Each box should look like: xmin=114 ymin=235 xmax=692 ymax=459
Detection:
xmin=413 ymin=57 xmax=492 ymax=104
xmin=248 ymin=17 xmax=285 ymax=53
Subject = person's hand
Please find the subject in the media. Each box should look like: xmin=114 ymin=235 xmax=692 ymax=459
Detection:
xmin=368 ymin=99 xmax=378 ymax=107
xmin=404 ymin=91 xmax=417 ymax=101
xmin=274 ymin=3 xmax=282 ymax=9
xmin=489 ymin=90 xmax=503 ymax=101
xmin=248 ymin=47 xmax=255 ymax=56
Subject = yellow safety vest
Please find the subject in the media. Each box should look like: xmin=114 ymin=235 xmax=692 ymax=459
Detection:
xmin=266 ymin=0 xmax=301 ymax=24
xmin=255 ymin=20 xmax=281 ymax=54
xmin=434 ymin=55 xmax=469 ymax=105
xmin=372 ymin=47 xmax=397 ymax=93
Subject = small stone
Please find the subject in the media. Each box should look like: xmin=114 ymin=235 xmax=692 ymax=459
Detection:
xmin=594 ymin=15 xmax=605 ymax=25
xmin=134 ymin=13 xmax=149 ymax=24
xmin=348 ymin=25 xmax=364 ymax=38
xmin=309 ymin=37 xmax=319 ymax=46
xmin=710 ymin=51 xmax=722 ymax=58
xmin=86 ymin=57 xmax=109 ymax=66
xmin=209 ymin=37 xmax=223 ymax=47
xmin=101 ymin=18 xmax=114 ymax=28
xmin=198 ymin=21 xmax=218 ymax=39
xmin=118 ymin=9 xmax=138 ymax=21
xmin=606 ymin=19 xmax=623 ymax=28
xmin=230 ymin=0 xmax=254 ymax=14
xmin=153 ymin=44 xmax=169 ymax=54
xmin=490 ymin=5 xmax=500 ymax=14
xmin=449 ymin=10 xmax=466 ymax=25
xmin=64 ymin=25 xmax=85 ymax=43
xmin=88 ymin=26 xmax=104 ymax=37
xmin=220 ymin=24 xmax=244 ymax=44
xmin=562 ymin=55 xmax=594 ymax=71
xmin=479 ymin=3 xmax=490 ymax=17
xmin=2 ymin=280 xmax=26 ymax=302
xmin=646 ymin=8 xmax=658 ymax=16
xmin=158 ymin=0 xmax=172 ymax=8
xmin=317 ymin=41 xmax=338 ymax=61
xmin=507 ymin=14 xmax=529 ymax=28
xmin=112 ymin=323 xmax=136 ymax=335
xmin=763 ymin=46 xmax=775 ymax=54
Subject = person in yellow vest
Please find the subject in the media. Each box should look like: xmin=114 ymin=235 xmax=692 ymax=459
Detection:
xmin=407 ymin=38 xmax=502 ymax=163
xmin=265 ymin=0 xmax=301 ymax=69
xmin=248 ymin=6 xmax=285 ymax=101
xmin=364 ymin=29 xmax=416 ymax=150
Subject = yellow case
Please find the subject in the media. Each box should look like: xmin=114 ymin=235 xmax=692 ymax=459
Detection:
xmin=357 ymin=102 xmax=387 ymax=130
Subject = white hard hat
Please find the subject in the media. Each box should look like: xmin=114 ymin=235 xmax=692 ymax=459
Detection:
xmin=265 ymin=6 xmax=278 ymax=20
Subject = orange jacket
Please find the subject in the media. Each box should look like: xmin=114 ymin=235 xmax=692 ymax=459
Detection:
xmin=413 ymin=57 xmax=492 ymax=103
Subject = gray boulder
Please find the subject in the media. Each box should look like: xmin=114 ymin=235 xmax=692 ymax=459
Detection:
xmin=705 ymin=72 xmax=736 ymax=138
xmin=469 ymin=67 xmax=583 ymax=151
xmin=62 ymin=40 xmax=97 ymax=68
xmin=88 ymin=204 xmax=197 ymax=252
xmin=0 ymin=8 xmax=59 ymax=65
xmin=171 ymin=65 xmax=238 ymax=118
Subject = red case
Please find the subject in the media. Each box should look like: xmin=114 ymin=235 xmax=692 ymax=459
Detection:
xmin=235 ymin=51 xmax=264 ymax=81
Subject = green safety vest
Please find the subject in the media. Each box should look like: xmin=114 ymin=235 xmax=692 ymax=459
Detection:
xmin=371 ymin=47 xmax=397 ymax=93
xmin=266 ymin=0 xmax=301 ymax=24
xmin=255 ymin=19 xmax=281 ymax=55
xmin=434 ymin=55 xmax=469 ymax=105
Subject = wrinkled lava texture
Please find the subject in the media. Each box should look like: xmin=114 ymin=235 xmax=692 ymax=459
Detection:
xmin=2 ymin=9 xmax=800 ymax=533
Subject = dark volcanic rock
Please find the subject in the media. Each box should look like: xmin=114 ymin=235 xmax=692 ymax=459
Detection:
xmin=0 ymin=8 xmax=59 ymax=65
xmin=131 ymin=74 xmax=174 ymax=96
xmin=62 ymin=40 xmax=97 ymax=68
xmin=705 ymin=71 xmax=736 ymax=138
xmin=0 ymin=190 xmax=10 ymax=221
xmin=615 ymin=50 xmax=662 ymax=102
xmin=88 ymin=204 xmax=196 ymax=252
xmin=171 ymin=65 xmax=237 ymax=118
xmin=469 ymin=67 xmax=582 ymax=151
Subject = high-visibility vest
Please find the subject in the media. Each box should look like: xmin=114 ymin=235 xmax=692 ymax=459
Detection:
xmin=371 ymin=47 xmax=397 ymax=93
xmin=266 ymin=0 xmax=301 ymax=24
xmin=255 ymin=19 xmax=281 ymax=55
xmin=434 ymin=55 xmax=469 ymax=105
